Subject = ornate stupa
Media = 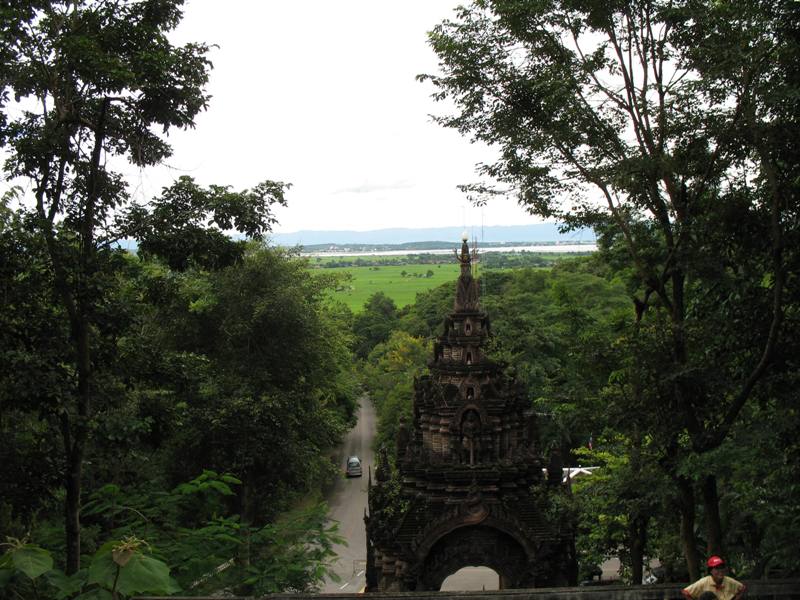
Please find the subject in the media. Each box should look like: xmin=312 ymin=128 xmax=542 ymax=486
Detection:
xmin=365 ymin=236 xmax=576 ymax=591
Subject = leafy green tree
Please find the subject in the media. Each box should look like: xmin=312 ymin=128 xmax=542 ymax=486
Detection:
xmin=0 ymin=471 xmax=344 ymax=599
xmin=695 ymin=361 xmax=800 ymax=578
xmin=124 ymin=175 xmax=288 ymax=271
xmin=423 ymin=0 xmax=797 ymax=578
xmin=132 ymin=245 xmax=357 ymax=522
xmin=0 ymin=238 xmax=356 ymax=591
xmin=0 ymin=2 xmax=360 ymax=585
xmin=481 ymin=266 xmax=628 ymax=435
xmin=572 ymin=431 xmax=671 ymax=583
xmin=0 ymin=0 xmax=296 ymax=573
xmin=362 ymin=331 xmax=429 ymax=453
xmin=0 ymin=0 xmax=211 ymax=572
xmin=397 ymin=281 xmax=453 ymax=339
xmin=352 ymin=291 xmax=400 ymax=359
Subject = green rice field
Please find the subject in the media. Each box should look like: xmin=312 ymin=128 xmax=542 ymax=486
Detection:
xmin=316 ymin=263 xmax=461 ymax=312
xmin=309 ymin=249 xmax=589 ymax=312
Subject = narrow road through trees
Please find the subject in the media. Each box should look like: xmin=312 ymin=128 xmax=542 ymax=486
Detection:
xmin=321 ymin=395 xmax=375 ymax=593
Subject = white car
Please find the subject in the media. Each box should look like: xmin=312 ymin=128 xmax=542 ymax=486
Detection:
xmin=346 ymin=456 xmax=362 ymax=477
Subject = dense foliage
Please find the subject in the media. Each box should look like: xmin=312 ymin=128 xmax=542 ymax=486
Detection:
xmin=1 ymin=0 xmax=798 ymax=595
xmin=0 ymin=471 xmax=344 ymax=597
xmin=363 ymin=249 xmax=800 ymax=582
xmin=423 ymin=0 xmax=799 ymax=582
xmin=0 ymin=0 xmax=218 ymax=575
xmin=363 ymin=262 xmax=630 ymax=458
xmin=362 ymin=331 xmax=429 ymax=452
xmin=0 ymin=218 xmax=359 ymax=596
xmin=352 ymin=292 xmax=400 ymax=359
xmin=0 ymin=1 xmax=357 ymax=596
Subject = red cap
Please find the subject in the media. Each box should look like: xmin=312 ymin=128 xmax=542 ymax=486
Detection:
xmin=707 ymin=556 xmax=725 ymax=568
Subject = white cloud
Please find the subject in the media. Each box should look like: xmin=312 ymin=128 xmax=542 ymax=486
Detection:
xmin=333 ymin=180 xmax=416 ymax=195
xmin=134 ymin=1 xmax=544 ymax=233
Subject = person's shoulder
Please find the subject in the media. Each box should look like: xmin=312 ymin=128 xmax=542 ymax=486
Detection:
xmin=725 ymin=576 xmax=746 ymax=591
xmin=684 ymin=575 xmax=712 ymax=592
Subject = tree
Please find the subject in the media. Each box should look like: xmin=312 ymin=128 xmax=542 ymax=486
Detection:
xmin=398 ymin=282 xmax=453 ymax=339
xmin=0 ymin=0 xmax=286 ymax=572
xmin=423 ymin=0 xmax=797 ymax=579
xmin=124 ymin=175 xmax=288 ymax=271
xmin=131 ymin=244 xmax=357 ymax=522
xmin=362 ymin=331 xmax=429 ymax=453
xmin=352 ymin=291 xmax=400 ymax=359
xmin=572 ymin=436 xmax=668 ymax=584
xmin=0 ymin=197 xmax=65 ymax=538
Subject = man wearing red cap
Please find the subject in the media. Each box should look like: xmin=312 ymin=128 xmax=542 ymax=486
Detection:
xmin=682 ymin=556 xmax=746 ymax=600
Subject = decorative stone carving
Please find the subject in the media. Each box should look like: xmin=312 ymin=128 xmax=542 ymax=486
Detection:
xmin=365 ymin=238 xmax=576 ymax=592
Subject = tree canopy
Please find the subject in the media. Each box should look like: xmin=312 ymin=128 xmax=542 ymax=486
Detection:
xmin=0 ymin=0 xmax=349 ymax=588
xmin=423 ymin=0 xmax=798 ymax=579
xmin=0 ymin=0 xmax=218 ymax=573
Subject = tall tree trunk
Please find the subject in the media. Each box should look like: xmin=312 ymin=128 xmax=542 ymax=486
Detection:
xmin=48 ymin=248 xmax=90 ymax=575
xmin=702 ymin=475 xmax=723 ymax=556
xmin=64 ymin=432 xmax=84 ymax=574
xmin=628 ymin=425 xmax=648 ymax=585
xmin=677 ymin=476 xmax=700 ymax=581
xmin=62 ymin=97 xmax=108 ymax=574
xmin=64 ymin=314 xmax=92 ymax=574
xmin=629 ymin=514 xmax=648 ymax=584
xmin=238 ymin=478 xmax=253 ymax=569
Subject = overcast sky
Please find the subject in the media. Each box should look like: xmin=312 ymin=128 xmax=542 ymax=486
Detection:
xmin=126 ymin=1 xmax=542 ymax=234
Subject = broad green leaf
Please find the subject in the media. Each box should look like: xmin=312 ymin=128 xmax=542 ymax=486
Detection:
xmin=116 ymin=553 xmax=175 ymax=596
xmin=45 ymin=568 xmax=87 ymax=599
xmin=164 ymin=575 xmax=182 ymax=594
xmin=92 ymin=541 xmax=117 ymax=557
xmin=207 ymin=480 xmax=234 ymax=495
xmin=87 ymin=551 xmax=118 ymax=589
xmin=0 ymin=569 xmax=13 ymax=588
xmin=74 ymin=589 xmax=113 ymax=600
xmin=12 ymin=545 xmax=53 ymax=580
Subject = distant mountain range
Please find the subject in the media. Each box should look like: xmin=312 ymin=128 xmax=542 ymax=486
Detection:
xmin=270 ymin=224 xmax=594 ymax=246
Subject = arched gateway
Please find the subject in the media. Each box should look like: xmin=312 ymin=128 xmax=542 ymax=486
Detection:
xmin=365 ymin=237 xmax=577 ymax=592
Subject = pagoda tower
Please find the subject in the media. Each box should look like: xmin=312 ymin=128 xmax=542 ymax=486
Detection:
xmin=365 ymin=235 xmax=576 ymax=591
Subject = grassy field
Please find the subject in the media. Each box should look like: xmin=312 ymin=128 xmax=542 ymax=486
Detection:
xmin=317 ymin=263 xmax=461 ymax=311
xmin=311 ymin=250 xmax=589 ymax=312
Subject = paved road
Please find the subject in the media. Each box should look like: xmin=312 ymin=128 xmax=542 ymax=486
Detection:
xmin=320 ymin=395 xmax=375 ymax=593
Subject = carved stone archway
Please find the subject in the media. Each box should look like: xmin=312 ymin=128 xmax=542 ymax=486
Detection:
xmin=418 ymin=525 xmax=532 ymax=591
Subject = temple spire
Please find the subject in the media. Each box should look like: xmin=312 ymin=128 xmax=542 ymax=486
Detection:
xmin=454 ymin=235 xmax=479 ymax=311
